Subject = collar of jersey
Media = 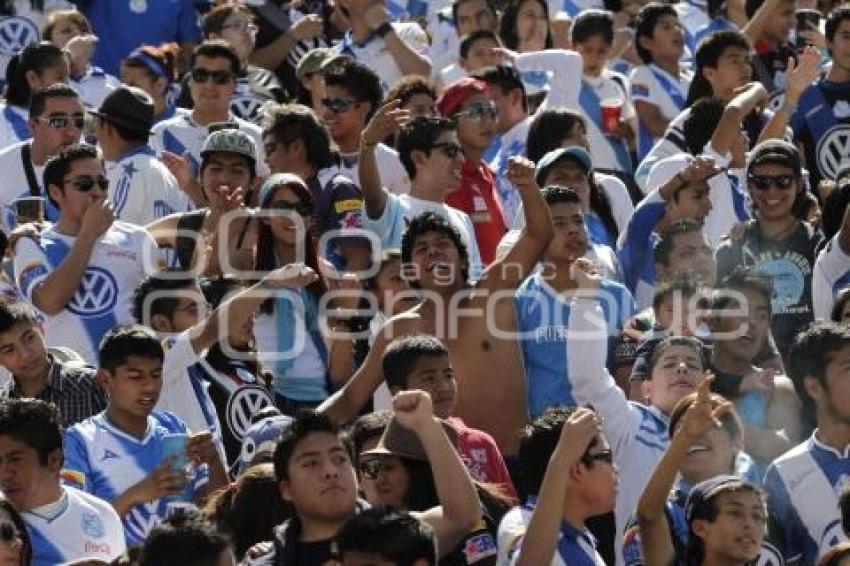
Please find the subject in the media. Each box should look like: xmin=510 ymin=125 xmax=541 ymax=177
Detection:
xmin=116 ymin=144 xmax=156 ymax=162
xmin=811 ymin=430 xmax=850 ymax=459
xmin=98 ymin=413 xmax=155 ymax=444
xmin=26 ymin=487 xmax=69 ymax=523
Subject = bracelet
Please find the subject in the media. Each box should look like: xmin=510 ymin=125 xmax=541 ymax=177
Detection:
xmin=360 ymin=131 xmax=378 ymax=148
xmin=375 ymin=21 xmax=393 ymax=38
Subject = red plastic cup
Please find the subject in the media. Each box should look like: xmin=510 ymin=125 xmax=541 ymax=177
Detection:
xmin=600 ymin=99 xmax=623 ymax=135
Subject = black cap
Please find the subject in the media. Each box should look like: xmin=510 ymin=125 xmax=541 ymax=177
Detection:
xmin=90 ymin=85 xmax=155 ymax=135
xmin=685 ymin=475 xmax=753 ymax=522
xmin=747 ymin=139 xmax=802 ymax=175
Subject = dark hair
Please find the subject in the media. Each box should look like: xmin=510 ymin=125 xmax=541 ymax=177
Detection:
xmin=400 ymin=212 xmax=470 ymax=285
xmin=122 ymin=43 xmax=181 ymax=84
xmin=451 ymin=0 xmax=497 ymax=29
xmin=683 ymin=98 xmax=726 ymax=155
xmin=132 ymin=269 xmax=199 ymax=326
xmin=382 ymin=335 xmax=449 ymax=390
xmin=0 ymin=496 xmax=32 ymax=564
xmin=517 ymin=406 xmax=600 ymax=499
xmin=190 ymin=40 xmax=241 ymax=76
xmin=335 ymin=507 xmax=437 ymax=565
xmin=540 ymin=184 xmax=582 ymax=207
xmin=0 ymin=300 xmax=39 ymax=335
xmin=686 ymin=30 xmax=751 ymax=105
xmin=652 ymin=277 xmax=701 ymax=312
xmin=348 ymin=411 xmax=391 ymax=464
xmin=98 ymin=324 xmax=164 ymax=373
xmin=273 ymin=410 xmax=352 ymax=482
xmin=526 ymin=107 xmax=587 ymax=163
xmin=832 ymin=288 xmax=850 ymax=323
xmin=713 ymin=268 xmax=773 ymax=316
xmin=842 ymin=488 xmax=850 ymax=538
xmin=139 ymin=509 xmax=232 ymax=566
xmin=324 ymin=59 xmax=383 ymax=119
xmin=0 ymin=398 xmax=63 ymax=467
xmin=827 ymin=5 xmax=850 ymax=45
xmin=571 ymin=9 xmax=615 ymax=45
xmin=822 ymin=180 xmax=850 ymax=241
xmin=203 ymin=463 xmax=292 ymax=559
xmin=385 ymin=75 xmax=438 ymax=108
xmin=499 ymin=0 xmax=553 ymax=50
xmin=28 ymin=82 xmax=78 ymax=119
xmin=261 ymin=103 xmax=336 ymax=170
xmin=653 ymin=219 xmax=705 ymax=267
xmin=396 ymin=116 xmax=456 ymax=178
xmin=5 ymin=41 xmax=65 ymax=107
xmin=648 ymin=335 xmax=706 ymax=377
xmin=685 ymin=481 xmax=765 ymax=566
xmin=471 ymin=64 xmax=527 ymax=113
xmin=460 ymin=29 xmax=501 ymax=59
xmin=202 ymin=3 xmax=253 ymax=37
xmin=634 ymin=3 xmax=678 ymax=64
xmin=786 ymin=322 xmax=850 ymax=421
xmin=43 ymin=143 xmax=100 ymax=209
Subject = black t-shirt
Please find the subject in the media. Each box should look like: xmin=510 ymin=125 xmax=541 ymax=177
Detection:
xmin=294 ymin=539 xmax=334 ymax=565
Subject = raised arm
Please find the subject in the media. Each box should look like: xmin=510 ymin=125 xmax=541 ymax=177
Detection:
xmin=398 ymin=391 xmax=482 ymax=555
xmin=710 ymin=82 xmax=769 ymax=156
xmin=249 ymin=15 xmax=323 ymax=72
xmin=364 ymin=7 xmax=431 ymax=78
xmin=757 ymin=47 xmax=822 ymax=143
xmin=508 ymin=48 xmax=583 ymax=109
xmin=359 ymin=101 xmax=411 ymax=219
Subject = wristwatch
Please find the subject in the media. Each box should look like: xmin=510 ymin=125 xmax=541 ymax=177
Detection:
xmin=375 ymin=21 xmax=393 ymax=38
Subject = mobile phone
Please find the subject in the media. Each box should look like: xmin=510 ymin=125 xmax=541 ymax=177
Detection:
xmin=161 ymin=433 xmax=190 ymax=470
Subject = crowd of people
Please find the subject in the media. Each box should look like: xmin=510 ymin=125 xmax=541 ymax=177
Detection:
xmin=0 ymin=0 xmax=849 ymax=564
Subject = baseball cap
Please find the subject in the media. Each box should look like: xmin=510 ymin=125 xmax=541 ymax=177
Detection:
xmin=200 ymin=127 xmax=257 ymax=165
xmin=685 ymin=475 xmax=753 ymax=522
xmin=362 ymin=417 xmax=458 ymax=462
xmin=746 ymin=139 xmax=802 ymax=175
xmin=296 ymin=47 xmax=343 ymax=81
xmin=436 ymin=77 xmax=488 ymax=117
xmin=258 ymin=172 xmax=309 ymax=209
xmin=89 ymin=85 xmax=155 ymax=134
xmin=535 ymin=146 xmax=593 ymax=186
xmin=237 ymin=413 xmax=294 ymax=476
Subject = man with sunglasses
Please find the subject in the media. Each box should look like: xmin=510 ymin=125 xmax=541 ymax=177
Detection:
xmin=13 ymin=143 xmax=162 ymax=365
xmin=497 ymin=406 xmax=617 ymax=564
xmin=152 ymin=41 xmax=267 ymax=207
xmin=0 ymin=84 xmax=83 ymax=233
xmin=437 ymin=77 xmax=506 ymax=265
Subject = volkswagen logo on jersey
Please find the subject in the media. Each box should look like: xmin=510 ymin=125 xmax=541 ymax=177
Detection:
xmin=226 ymin=385 xmax=275 ymax=442
xmin=230 ymin=95 xmax=265 ymax=124
xmin=0 ymin=17 xmax=38 ymax=56
xmin=816 ymin=125 xmax=850 ymax=181
xmin=67 ymin=267 xmax=119 ymax=317
xmin=81 ymin=512 xmax=105 ymax=538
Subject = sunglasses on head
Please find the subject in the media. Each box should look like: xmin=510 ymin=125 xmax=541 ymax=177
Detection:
xmin=430 ymin=141 xmax=463 ymax=159
xmin=582 ymin=448 xmax=613 ymax=466
xmin=748 ymin=173 xmax=795 ymax=191
xmin=455 ymin=102 xmax=498 ymax=122
xmin=358 ymin=458 xmax=385 ymax=480
xmin=191 ymin=68 xmax=233 ymax=85
xmin=269 ymin=199 xmax=313 ymax=217
xmin=41 ymin=114 xmax=85 ymax=129
xmin=321 ymin=97 xmax=357 ymax=113
xmin=64 ymin=175 xmax=109 ymax=192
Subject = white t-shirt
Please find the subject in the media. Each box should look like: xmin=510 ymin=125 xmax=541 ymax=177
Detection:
xmin=580 ymin=71 xmax=636 ymax=175
xmin=71 ymin=65 xmax=120 ymax=110
xmin=335 ymin=22 xmax=431 ymax=91
xmin=106 ymin=144 xmax=191 ymax=226
xmin=24 ymin=485 xmax=126 ymax=566
xmin=0 ymin=140 xmax=47 ymax=232
xmin=629 ymin=64 xmax=692 ymax=158
xmin=339 ymin=142 xmax=410 ymax=196
xmin=0 ymin=103 xmax=30 ymax=149
xmin=14 ymin=222 xmax=160 ymax=364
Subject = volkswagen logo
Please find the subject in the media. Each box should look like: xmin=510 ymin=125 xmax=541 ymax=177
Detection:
xmin=67 ymin=267 xmax=119 ymax=317
xmin=226 ymin=385 xmax=275 ymax=442
xmin=816 ymin=125 xmax=850 ymax=181
xmin=0 ymin=17 xmax=38 ymax=57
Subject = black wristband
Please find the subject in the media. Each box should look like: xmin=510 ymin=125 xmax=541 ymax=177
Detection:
xmin=375 ymin=21 xmax=393 ymax=38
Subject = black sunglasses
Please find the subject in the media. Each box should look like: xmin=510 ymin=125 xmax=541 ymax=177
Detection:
xmin=63 ymin=175 xmax=109 ymax=192
xmin=321 ymin=97 xmax=357 ymax=113
xmin=268 ymin=199 xmax=313 ymax=217
xmin=191 ymin=68 xmax=233 ymax=85
xmin=582 ymin=449 xmax=614 ymax=466
xmin=358 ymin=458 xmax=384 ymax=480
xmin=748 ymin=174 xmax=796 ymax=191
xmin=430 ymin=141 xmax=463 ymax=159
xmin=41 ymin=114 xmax=85 ymax=129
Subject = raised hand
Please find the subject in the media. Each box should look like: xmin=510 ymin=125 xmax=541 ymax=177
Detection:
xmin=680 ymin=155 xmax=721 ymax=184
xmin=784 ymin=47 xmax=822 ymax=102
xmin=569 ymin=257 xmax=602 ymax=292
xmin=289 ymin=14 xmax=323 ymax=41
xmin=262 ymin=262 xmax=319 ymax=290
xmin=557 ymin=407 xmax=602 ymax=463
xmin=80 ymin=197 xmax=114 ymax=240
xmin=161 ymin=151 xmax=196 ymax=191
xmin=740 ymin=368 xmax=776 ymax=393
xmin=506 ymin=156 xmax=539 ymax=193
xmin=186 ymin=431 xmax=219 ymax=466
xmin=362 ymin=100 xmax=411 ymax=146
xmin=392 ymin=390 xmax=436 ymax=430
xmin=673 ymin=375 xmax=731 ymax=443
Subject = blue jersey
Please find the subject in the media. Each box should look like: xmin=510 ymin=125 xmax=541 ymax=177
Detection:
xmin=617 ymin=190 xmax=666 ymax=311
xmin=62 ymin=411 xmax=209 ymax=547
xmin=515 ymin=274 xmax=635 ymax=418
xmin=24 ymin=485 xmax=126 ymax=566
xmin=763 ymin=434 xmax=850 ymax=564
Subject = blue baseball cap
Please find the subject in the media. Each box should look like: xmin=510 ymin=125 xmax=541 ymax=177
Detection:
xmin=535 ymin=146 xmax=593 ymax=187
xmin=685 ymin=474 xmax=754 ymax=522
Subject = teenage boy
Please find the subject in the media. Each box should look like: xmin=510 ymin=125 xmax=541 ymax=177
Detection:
xmin=381 ymin=334 xmax=515 ymax=496
xmin=62 ymin=325 xmax=228 ymax=547
xmin=13 ymin=143 xmax=161 ymax=365
xmin=0 ymin=299 xmax=105 ymax=427
xmin=0 ymin=398 xmax=125 ymax=564
xmin=630 ymin=3 xmax=691 ymax=161
xmin=335 ymin=507 xmax=437 ymax=566
xmin=572 ymin=9 xmax=636 ymax=182
xmin=742 ymin=0 xmax=798 ymax=108
xmin=497 ymin=406 xmax=617 ymax=564
xmin=765 ymin=322 xmax=850 ymax=563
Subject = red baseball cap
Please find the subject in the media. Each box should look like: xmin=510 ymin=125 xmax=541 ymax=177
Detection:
xmin=437 ymin=77 xmax=489 ymax=117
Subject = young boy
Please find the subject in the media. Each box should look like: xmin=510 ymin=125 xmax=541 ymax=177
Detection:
xmin=572 ymin=9 xmax=636 ymax=181
xmin=629 ymin=3 xmax=692 ymax=161
xmin=61 ymin=325 xmax=228 ymax=547
xmin=743 ymin=0 xmax=797 ymax=109
xmin=335 ymin=507 xmax=437 ymax=566
xmin=382 ymin=334 xmax=515 ymax=497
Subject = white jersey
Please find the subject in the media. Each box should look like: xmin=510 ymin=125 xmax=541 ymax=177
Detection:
xmin=340 ymin=142 xmax=410 ymax=196
xmin=14 ymin=222 xmax=160 ymax=364
xmin=630 ymin=64 xmax=692 ymax=160
xmin=567 ymin=299 xmax=672 ymax=565
xmin=24 ymin=485 xmax=126 ymax=566
xmin=71 ymin=65 xmax=119 ymax=110
xmin=0 ymin=1 xmax=73 ymax=90
xmin=335 ymin=22 xmax=431 ymax=91
xmin=0 ymin=140 xmax=50 ymax=232
xmin=580 ymin=71 xmax=636 ymax=175
xmin=0 ymin=103 xmax=30 ymax=149
xmin=151 ymin=112 xmax=269 ymax=184
xmin=635 ymin=107 xmax=691 ymax=193
xmin=812 ymin=234 xmax=850 ymax=320
xmin=106 ymin=144 xmax=191 ymax=226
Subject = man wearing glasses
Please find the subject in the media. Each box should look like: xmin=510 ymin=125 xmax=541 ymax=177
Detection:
xmin=152 ymin=40 xmax=268 ymax=207
xmin=13 ymin=143 xmax=161 ymax=365
xmin=0 ymin=83 xmax=83 ymax=233
xmin=437 ymin=77 xmax=506 ymax=265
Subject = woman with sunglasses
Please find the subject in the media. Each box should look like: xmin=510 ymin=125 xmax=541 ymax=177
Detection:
xmin=252 ymin=173 xmax=356 ymax=416
xmin=715 ymin=140 xmax=823 ymax=359
xmin=0 ymin=496 xmax=30 ymax=566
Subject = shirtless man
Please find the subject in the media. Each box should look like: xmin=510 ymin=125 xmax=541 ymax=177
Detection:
xmin=319 ymin=102 xmax=553 ymax=453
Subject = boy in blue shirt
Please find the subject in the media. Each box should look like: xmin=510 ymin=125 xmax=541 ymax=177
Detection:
xmin=62 ymin=324 xmax=227 ymax=547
